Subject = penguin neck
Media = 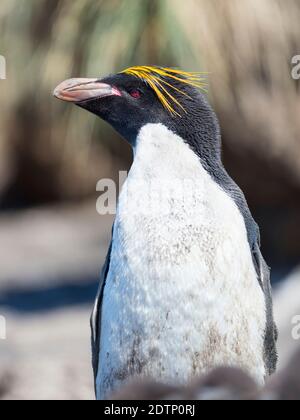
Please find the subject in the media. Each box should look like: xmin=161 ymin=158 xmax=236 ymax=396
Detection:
xmin=132 ymin=123 xmax=212 ymax=182
xmin=162 ymin=109 xmax=223 ymax=171
xmin=133 ymin=116 xmax=223 ymax=177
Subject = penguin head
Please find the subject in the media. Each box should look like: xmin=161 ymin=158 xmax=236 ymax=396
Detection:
xmin=54 ymin=66 xmax=220 ymax=159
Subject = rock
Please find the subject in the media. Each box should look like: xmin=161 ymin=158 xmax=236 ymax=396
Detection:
xmin=109 ymin=367 xmax=259 ymax=401
xmin=186 ymin=367 xmax=259 ymax=400
xmin=0 ymin=369 xmax=14 ymax=400
xmin=263 ymin=348 xmax=300 ymax=401
xmin=110 ymin=380 xmax=181 ymax=401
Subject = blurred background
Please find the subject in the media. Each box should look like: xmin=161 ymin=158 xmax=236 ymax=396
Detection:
xmin=0 ymin=0 xmax=300 ymax=400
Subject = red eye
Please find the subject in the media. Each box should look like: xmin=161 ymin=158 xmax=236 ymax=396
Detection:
xmin=129 ymin=89 xmax=142 ymax=99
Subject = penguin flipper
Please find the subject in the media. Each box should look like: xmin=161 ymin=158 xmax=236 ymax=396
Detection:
xmin=90 ymin=238 xmax=113 ymax=392
xmin=252 ymin=242 xmax=278 ymax=376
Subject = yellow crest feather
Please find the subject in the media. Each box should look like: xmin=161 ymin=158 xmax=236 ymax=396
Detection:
xmin=120 ymin=66 xmax=207 ymax=117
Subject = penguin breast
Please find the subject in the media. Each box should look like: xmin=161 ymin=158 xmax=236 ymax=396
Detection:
xmin=96 ymin=123 xmax=266 ymax=399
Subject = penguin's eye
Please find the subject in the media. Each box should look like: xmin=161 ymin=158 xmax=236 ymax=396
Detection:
xmin=129 ymin=89 xmax=142 ymax=99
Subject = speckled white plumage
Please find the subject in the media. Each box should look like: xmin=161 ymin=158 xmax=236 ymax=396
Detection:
xmin=96 ymin=123 xmax=266 ymax=400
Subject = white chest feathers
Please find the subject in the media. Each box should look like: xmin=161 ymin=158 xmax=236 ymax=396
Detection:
xmin=96 ymin=123 xmax=266 ymax=400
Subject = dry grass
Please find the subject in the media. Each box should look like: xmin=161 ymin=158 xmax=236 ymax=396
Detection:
xmin=171 ymin=0 xmax=300 ymax=181
xmin=1 ymin=0 xmax=300 ymax=201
